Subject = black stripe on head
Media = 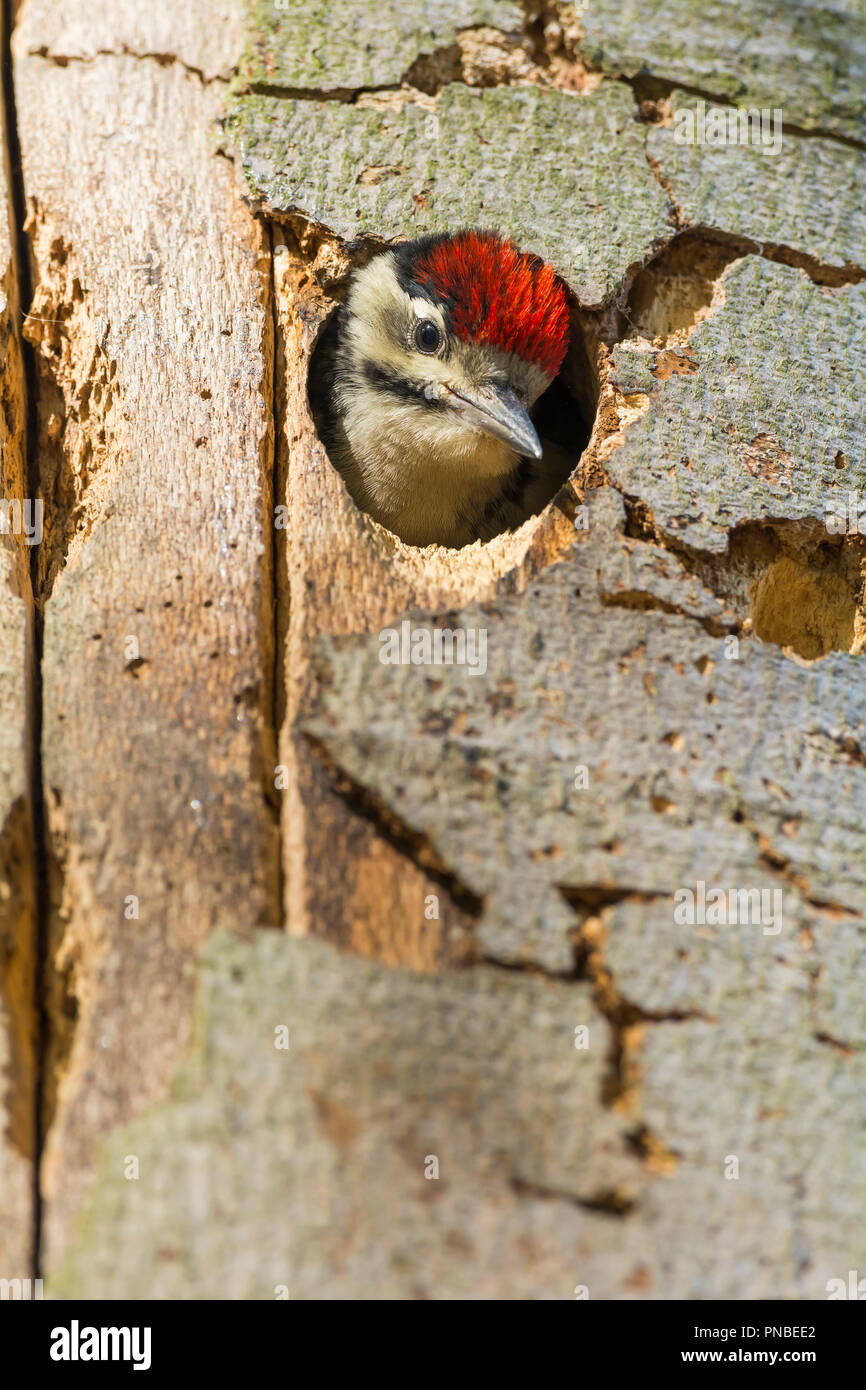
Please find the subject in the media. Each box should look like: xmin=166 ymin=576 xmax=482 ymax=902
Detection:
xmin=392 ymin=235 xmax=456 ymax=324
xmin=392 ymin=235 xmax=446 ymax=295
xmin=363 ymin=360 xmax=447 ymax=407
xmin=392 ymin=228 xmax=507 ymax=325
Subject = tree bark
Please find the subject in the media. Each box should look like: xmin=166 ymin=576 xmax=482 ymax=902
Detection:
xmin=0 ymin=0 xmax=864 ymax=1299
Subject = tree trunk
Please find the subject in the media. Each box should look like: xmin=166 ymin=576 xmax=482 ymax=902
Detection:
xmin=0 ymin=0 xmax=864 ymax=1299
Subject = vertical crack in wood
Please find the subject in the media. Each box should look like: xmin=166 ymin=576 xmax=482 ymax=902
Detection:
xmin=268 ymin=220 xmax=287 ymax=930
xmin=0 ymin=0 xmax=47 ymax=1280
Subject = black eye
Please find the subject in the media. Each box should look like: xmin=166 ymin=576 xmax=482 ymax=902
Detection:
xmin=414 ymin=319 xmax=442 ymax=354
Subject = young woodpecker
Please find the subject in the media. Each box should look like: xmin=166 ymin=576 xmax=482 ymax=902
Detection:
xmin=314 ymin=230 xmax=571 ymax=548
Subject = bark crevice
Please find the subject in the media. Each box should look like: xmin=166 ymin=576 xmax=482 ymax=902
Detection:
xmin=0 ymin=0 xmax=48 ymax=1281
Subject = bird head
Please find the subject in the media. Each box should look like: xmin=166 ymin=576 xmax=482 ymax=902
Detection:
xmin=329 ymin=230 xmax=571 ymax=491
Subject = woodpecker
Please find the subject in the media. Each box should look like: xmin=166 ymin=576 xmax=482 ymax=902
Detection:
xmin=313 ymin=230 xmax=572 ymax=548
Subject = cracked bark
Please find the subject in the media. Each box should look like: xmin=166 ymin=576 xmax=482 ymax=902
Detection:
xmin=1 ymin=0 xmax=864 ymax=1302
xmin=0 ymin=0 xmax=38 ymax=1282
xmin=25 ymin=44 xmax=234 ymax=88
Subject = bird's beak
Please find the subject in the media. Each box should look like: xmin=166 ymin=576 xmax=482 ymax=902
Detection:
xmin=443 ymin=382 xmax=543 ymax=460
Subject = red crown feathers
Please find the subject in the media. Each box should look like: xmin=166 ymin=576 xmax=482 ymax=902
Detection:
xmin=413 ymin=231 xmax=570 ymax=379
